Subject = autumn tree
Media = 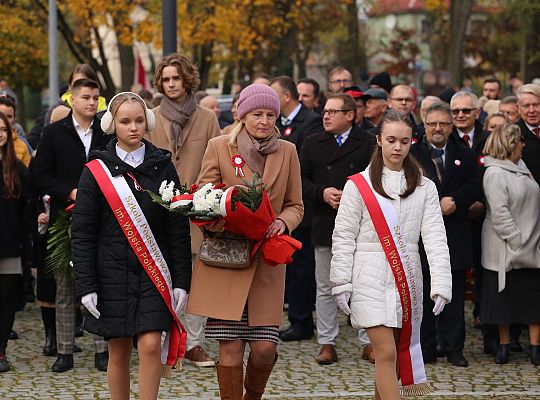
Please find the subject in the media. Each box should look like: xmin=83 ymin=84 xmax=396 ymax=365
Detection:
xmin=0 ymin=0 xmax=48 ymax=127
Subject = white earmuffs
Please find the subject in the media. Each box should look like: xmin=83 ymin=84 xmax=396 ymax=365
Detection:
xmin=100 ymin=91 xmax=156 ymax=134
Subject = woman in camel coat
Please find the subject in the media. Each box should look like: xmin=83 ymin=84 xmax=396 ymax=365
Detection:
xmin=186 ymin=84 xmax=303 ymax=400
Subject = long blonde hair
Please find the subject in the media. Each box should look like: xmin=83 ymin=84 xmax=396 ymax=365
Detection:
xmin=483 ymin=123 xmax=522 ymax=160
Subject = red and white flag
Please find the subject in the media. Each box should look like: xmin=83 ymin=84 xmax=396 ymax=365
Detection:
xmin=134 ymin=51 xmax=151 ymax=91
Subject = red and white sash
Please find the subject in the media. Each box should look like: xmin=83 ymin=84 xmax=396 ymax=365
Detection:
xmin=87 ymin=159 xmax=187 ymax=377
xmin=349 ymin=172 xmax=431 ymax=395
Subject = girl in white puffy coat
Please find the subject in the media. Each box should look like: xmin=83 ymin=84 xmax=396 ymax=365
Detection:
xmin=330 ymin=111 xmax=452 ymax=400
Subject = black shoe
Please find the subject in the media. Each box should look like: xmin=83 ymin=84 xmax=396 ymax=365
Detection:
xmin=279 ymin=326 xmax=313 ymax=342
xmin=0 ymin=353 xmax=11 ymax=373
xmin=495 ymin=344 xmax=509 ymax=364
xmin=422 ymin=350 xmax=437 ymax=364
xmin=446 ymin=351 xmax=468 ymax=367
xmin=95 ymin=351 xmax=108 ymax=372
xmin=51 ymin=354 xmax=74 ymax=373
xmin=509 ymin=338 xmax=523 ymax=352
xmin=74 ymin=341 xmax=82 ymax=353
xmin=9 ymin=330 xmax=18 ymax=340
xmin=42 ymin=330 xmax=57 ymax=356
xmin=530 ymin=345 xmax=540 ymax=366
xmin=483 ymin=338 xmax=498 ymax=355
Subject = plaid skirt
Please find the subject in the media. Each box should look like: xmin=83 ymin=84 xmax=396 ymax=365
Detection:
xmin=206 ymin=308 xmax=279 ymax=344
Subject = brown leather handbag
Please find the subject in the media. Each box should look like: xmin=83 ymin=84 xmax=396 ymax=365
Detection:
xmin=198 ymin=231 xmax=251 ymax=268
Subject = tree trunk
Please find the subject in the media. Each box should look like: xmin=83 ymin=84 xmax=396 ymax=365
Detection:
xmin=345 ymin=1 xmax=361 ymax=79
xmin=117 ymin=44 xmax=135 ymax=91
xmin=447 ymin=0 xmax=474 ymax=88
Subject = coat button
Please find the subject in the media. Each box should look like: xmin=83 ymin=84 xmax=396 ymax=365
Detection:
xmin=326 ymin=165 xmax=332 ymax=170
xmin=115 ymin=166 xmax=119 ymax=170
xmin=154 ymin=166 xmax=158 ymax=170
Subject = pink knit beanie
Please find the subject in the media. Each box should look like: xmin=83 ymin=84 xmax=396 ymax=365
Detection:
xmin=236 ymin=83 xmax=280 ymax=119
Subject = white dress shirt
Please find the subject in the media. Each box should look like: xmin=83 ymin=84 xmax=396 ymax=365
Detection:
xmin=115 ymin=143 xmax=146 ymax=168
xmin=457 ymin=127 xmax=475 ymax=148
xmin=281 ymin=103 xmax=302 ymax=126
xmin=72 ymin=115 xmax=93 ymax=158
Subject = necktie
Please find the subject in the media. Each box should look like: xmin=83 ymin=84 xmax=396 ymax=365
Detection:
xmin=336 ymin=135 xmax=344 ymax=147
xmin=463 ymin=134 xmax=470 ymax=147
xmin=533 ymin=127 xmax=540 ymax=139
xmin=431 ymin=147 xmax=445 ymax=181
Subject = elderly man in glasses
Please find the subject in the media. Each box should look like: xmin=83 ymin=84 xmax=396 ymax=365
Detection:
xmin=411 ymin=101 xmax=482 ymax=368
xmin=327 ymin=66 xmax=353 ymax=94
xmin=450 ymin=92 xmax=488 ymax=155
xmin=299 ymin=93 xmax=375 ymax=365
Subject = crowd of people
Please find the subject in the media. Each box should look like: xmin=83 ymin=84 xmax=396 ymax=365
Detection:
xmin=0 ymin=54 xmax=539 ymax=400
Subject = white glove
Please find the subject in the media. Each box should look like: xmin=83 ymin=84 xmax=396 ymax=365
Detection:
xmin=432 ymin=295 xmax=447 ymax=316
xmin=173 ymin=288 xmax=188 ymax=316
xmin=81 ymin=292 xmax=100 ymax=319
xmin=335 ymin=292 xmax=351 ymax=316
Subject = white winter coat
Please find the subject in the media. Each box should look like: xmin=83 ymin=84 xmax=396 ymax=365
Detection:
xmin=481 ymin=156 xmax=540 ymax=292
xmin=330 ymin=168 xmax=452 ymax=329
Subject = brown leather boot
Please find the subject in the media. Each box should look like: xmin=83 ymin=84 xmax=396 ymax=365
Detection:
xmin=216 ymin=362 xmax=244 ymax=400
xmin=243 ymin=353 xmax=278 ymax=400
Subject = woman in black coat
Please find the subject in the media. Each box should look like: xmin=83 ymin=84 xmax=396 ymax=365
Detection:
xmin=71 ymin=93 xmax=192 ymax=399
xmin=0 ymin=111 xmax=33 ymax=373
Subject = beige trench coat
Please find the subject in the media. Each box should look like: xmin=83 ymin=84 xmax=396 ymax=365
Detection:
xmin=186 ymin=134 xmax=304 ymax=326
xmin=145 ymin=104 xmax=220 ymax=253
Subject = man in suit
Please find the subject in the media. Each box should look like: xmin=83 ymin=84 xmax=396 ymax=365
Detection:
xmin=145 ymin=53 xmax=220 ymax=367
xmin=297 ymin=78 xmax=322 ymax=113
xmin=300 ymin=93 xmax=375 ymax=364
xmin=516 ymin=83 xmax=540 ymax=184
xmin=451 ymin=92 xmax=489 ymax=156
xmin=499 ymin=96 xmax=521 ymax=124
xmin=270 ymin=76 xmax=323 ymax=342
xmin=327 ymin=66 xmax=353 ymax=94
xmin=31 ymin=79 xmax=110 ymax=373
xmin=412 ymin=101 xmax=482 ymax=368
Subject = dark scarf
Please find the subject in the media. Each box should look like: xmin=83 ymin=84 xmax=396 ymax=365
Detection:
xmin=159 ymin=92 xmax=196 ymax=150
xmin=236 ymin=127 xmax=279 ymax=177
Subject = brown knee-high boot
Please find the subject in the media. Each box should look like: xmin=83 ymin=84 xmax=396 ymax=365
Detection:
xmin=243 ymin=353 xmax=278 ymax=400
xmin=216 ymin=362 xmax=244 ymax=400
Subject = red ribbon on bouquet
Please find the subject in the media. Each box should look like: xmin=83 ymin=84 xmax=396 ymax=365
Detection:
xmin=220 ymin=187 xmax=302 ymax=266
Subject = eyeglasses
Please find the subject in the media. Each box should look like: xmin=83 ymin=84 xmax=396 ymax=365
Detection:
xmin=391 ymin=97 xmax=414 ymax=103
xmin=451 ymin=108 xmax=477 ymax=116
xmin=425 ymin=121 xmax=453 ymax=128
xmin=330 ymin=79 xmax=352 ymax=85
xmin=323 ymin=109 xmax=352 ymax=117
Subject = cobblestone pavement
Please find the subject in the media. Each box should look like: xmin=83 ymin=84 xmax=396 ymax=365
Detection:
xmin=1 ymin=303 xmax=539 ymax=399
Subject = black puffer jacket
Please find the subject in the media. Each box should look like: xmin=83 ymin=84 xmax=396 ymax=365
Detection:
xmin=72 ymin=139 xmax=192 ymax=339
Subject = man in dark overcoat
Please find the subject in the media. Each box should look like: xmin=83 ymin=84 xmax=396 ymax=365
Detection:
xmin=30 ymin=79 xmax=111 ymax=373
xmin=411 ymin=101 xmax=481 ymax=368
xmin=517 ymin=83 xmax=540 ymax=185
xmin=300 ymin=93 xmax=374 ymax=364
xmin=270 ymin=76 xmax=323 ymax=342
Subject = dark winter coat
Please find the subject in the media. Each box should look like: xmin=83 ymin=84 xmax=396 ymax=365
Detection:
xmin=518 ymin=119 xmax=540 ymax=185
xmin=411 ymin=135 xmax=482 ymax=271
xmin=30 ymin=112 xmax=111 ymax=225
xmin=300 ymin=124 xmax=375 ymax=246
xmin=72 ymin=139 xmax=192 ymax=339
xmin=0 ymin=161 xmax=33 ymax=261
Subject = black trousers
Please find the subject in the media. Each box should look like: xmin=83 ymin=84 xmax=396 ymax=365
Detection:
xmin=421 ymin=269 xmax=466 ymax=353
xmin=284 ymin=227 xmax=316 ymax=332
xmin=0 ymin=274 xmax=21 ymax=354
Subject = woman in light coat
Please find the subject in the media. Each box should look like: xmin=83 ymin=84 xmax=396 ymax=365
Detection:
xmin=330 ymin=111 xmax=452 ymax=400
xmin=186 ymin=84 xmax=303 ymax=400
xmin=480 ymin=123 xmax=540 ymax=365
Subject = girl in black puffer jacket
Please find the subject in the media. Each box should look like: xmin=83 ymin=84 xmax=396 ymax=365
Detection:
xmin=72 ymin=93 xmax=191 ymax=398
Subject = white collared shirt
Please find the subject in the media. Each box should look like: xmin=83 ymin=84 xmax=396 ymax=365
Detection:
xmin=115 ymin=143 xmax=146 ymax=168
xmin=335 ymin=127 xmax=352 ymax=145
xmin=72 ymin=115 xmax=93 ymax=158
xmin=457 ymin=127 xmax=475 ymax=148
xmin=281 ymin=103 xmax=302 ymax=126
xmin=525 ymin=122 xmax=540 ymax=133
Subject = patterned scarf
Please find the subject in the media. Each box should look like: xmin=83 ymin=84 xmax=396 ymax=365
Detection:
xmin=236 ymin=127 xmax=279 ymax=177
xmin=159 ymin=92 xmax=196 ymax=150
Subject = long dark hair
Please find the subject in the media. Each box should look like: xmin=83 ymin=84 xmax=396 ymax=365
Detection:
xmin=0 ymin=111 xmax=21 ymax=199
xmin=369 ymin=110 xmax=422 ymax=199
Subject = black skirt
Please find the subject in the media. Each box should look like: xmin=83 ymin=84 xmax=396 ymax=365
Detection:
xmin=480 ymin=268 xmax=540 ymax=325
